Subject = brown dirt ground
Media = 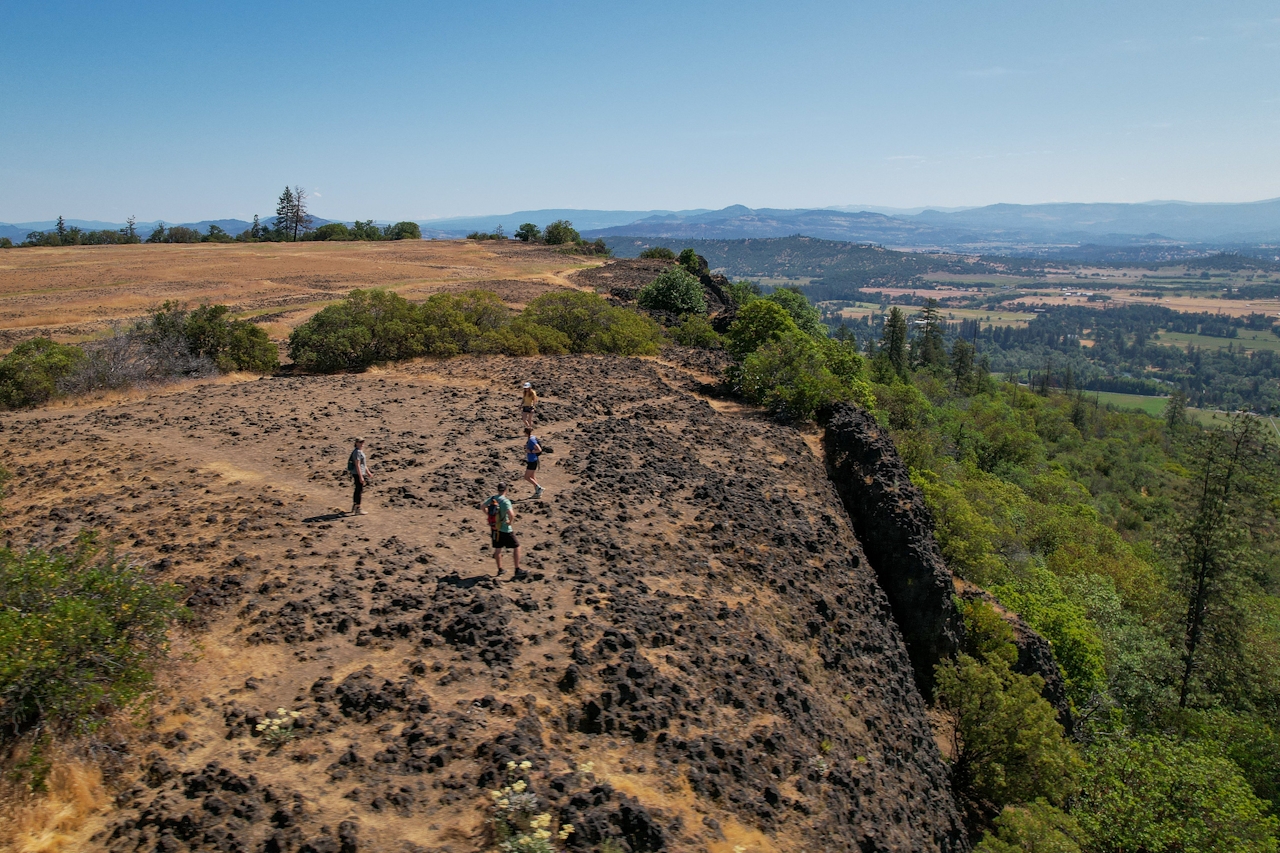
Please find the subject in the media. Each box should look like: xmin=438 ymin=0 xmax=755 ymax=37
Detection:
xmin=0 ymin=355 xmax=961 ymax=853
xmin=0 ymin=242 xmax=605 ymax=349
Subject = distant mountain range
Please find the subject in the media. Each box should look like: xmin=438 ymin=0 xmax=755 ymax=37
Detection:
xmin=576 ymin=200 xmax=1280 ymax=249
xmin=7 ymin=199 xmax=1280 ymax=251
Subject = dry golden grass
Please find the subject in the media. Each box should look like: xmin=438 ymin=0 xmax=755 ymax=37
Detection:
xmin=0 ymin=756 xmax=108 ymax=853
xmin=0 ymin=241 xmax=605 ymax=348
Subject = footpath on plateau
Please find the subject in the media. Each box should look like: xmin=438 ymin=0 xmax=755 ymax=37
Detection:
xmin=1 ymin=353 xmax=967 ymax=853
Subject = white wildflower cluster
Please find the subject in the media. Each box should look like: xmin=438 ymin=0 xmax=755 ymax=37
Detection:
xmin=254 ymin=707 xmax=302 ymax=747
xmin=490 ymin=760 xmax=574 ymax=853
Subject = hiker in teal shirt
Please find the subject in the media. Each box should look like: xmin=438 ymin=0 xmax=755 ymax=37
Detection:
xmin=484 ymin=482 xmax=520 ymax=576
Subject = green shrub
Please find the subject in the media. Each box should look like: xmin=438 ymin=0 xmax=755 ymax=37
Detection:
xmin=221 ymin=320 xmax=279 ymax=373
xmin=727 ymin=280 xmax=761 ymax=306
xmin=0 ymin=238 xmax=13 ymax=249
xmin=1074 ymin=736 xmax=1280 ymax=853
xmin=974 ymin=799 xmax=1083 ymax=853
xmin=508 ymin=318 xmax=571 ymax=355
xmin=677 ymin=248 xmax=704 ymax=277
xmin=738 ymin=330 xmax=849 ymax=420
xmin=0 ymin=536 xmax=185 ymax=740
xmin=179 ymin=304 xmax=279 ymax=373
xmin=0 ymin=338 xmax=87 ymax=408
xmin=416 ymin=290 xmax=510 ymax=355
xmin=671 ymin=314 xmax=721 ymax=349
xmin=638 ymin=246 xmax=675 ymax=260
xmin=472 ymin=327 xmax=539 ymax=356
xmin=588 ymin=308 xmax=664 ymax=355
xmin=288 ymin=288 xmax=423 ymax=372
xmin=520 ymin=291 xmax=661 ymax=355
xmin=638 ymin=268 xmax=706 ymax=315
xmin=725 ymin=299 xmax=798 ymax=359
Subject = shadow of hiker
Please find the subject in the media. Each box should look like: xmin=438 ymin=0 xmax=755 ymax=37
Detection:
xmin=303 ymin=513 xmax=349 ymax=523
xmin=438 ymin=571 xmax=500 ymax=590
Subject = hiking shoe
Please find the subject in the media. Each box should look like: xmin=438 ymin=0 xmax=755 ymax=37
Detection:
xmin=534 ymin=487 xmax=544 ymax=498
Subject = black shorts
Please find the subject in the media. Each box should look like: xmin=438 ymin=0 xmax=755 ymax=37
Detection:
xmin=526 ymin=460 xmax=539 ymax=471
xmin=522 ymin=406 xmax=534 ymax=413
xmin=492 ymin=530 xmax=519 ymax=550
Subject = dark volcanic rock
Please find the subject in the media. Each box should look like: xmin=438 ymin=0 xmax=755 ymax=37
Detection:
xmin=29 ymin=356 xmax=970 ymax=852
xmin=823 ymin=403 xmax=964 ymax=698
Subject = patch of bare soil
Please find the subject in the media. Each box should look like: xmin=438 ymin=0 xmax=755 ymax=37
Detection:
xmin=568 ymin=259 xmax=675 ymax=301
xmin=0 ymin=355 xmax=963 ymax=853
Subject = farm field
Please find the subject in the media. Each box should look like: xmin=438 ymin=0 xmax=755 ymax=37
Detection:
xmin=1155 ymin=329 xmax=1280 ymax=355
xmin=0 ymin=241 xmax=602 ymax=349
xmin=835 ymin=303 xmax=1037 ymax=329
xmin=1090 ymin=390 xmax=1170 ymax=416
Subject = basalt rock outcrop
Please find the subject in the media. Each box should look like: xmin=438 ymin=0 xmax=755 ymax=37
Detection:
xmin=823 ymin=403 xmax=1070 ymax=725
xmin=823 ymin=404 xmax=964 ymax=699
xmin=4 ymin=357 xmax=968 ymax=852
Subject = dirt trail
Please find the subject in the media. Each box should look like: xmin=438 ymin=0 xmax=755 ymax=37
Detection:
xmin=1 ymin=355 xmax=964 ymax=853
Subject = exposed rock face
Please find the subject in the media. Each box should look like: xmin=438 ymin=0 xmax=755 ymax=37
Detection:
xmin=823 ymin=404 xmax=1072 ymax=728
xmin=5 ymin=357 xmax=967 ymax=852
xmin=822 ymin=404 xmax=964 ymax=699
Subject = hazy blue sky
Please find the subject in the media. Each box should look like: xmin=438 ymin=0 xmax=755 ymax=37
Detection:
xmin=2 ymin=1 xmax=1278 ymax=222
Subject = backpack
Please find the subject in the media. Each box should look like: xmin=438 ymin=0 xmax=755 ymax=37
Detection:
xmin=486 ymin=497 xmax=500 ymax=531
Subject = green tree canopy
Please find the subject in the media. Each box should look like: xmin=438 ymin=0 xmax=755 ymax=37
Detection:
xmin=543 ymin=220 xmax=581 ymax=245
xmin=766 ymin=287 xmax=824 ymax=337
xmin=725 ymin=299 xmax=799 ymax=359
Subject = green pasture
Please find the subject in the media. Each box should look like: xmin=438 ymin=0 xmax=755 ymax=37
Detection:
xmin=1156 ymin=330 xmax=1280 ymax=355
xmin=1091 ymin=391 xmax=1169 ymax=416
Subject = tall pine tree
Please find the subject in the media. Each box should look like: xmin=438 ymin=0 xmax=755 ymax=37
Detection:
xmin=274 ymin=187 xmax=296 ymax=240
xmin=881 ymin=307 xmax=909 ymax=377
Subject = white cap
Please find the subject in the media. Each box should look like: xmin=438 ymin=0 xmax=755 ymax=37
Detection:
xmin=522 ymin=382 xmax=532 ymax=388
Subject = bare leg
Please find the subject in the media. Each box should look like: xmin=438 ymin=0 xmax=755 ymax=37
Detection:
xmin=523 ymin=469 xmax=539 ymax=492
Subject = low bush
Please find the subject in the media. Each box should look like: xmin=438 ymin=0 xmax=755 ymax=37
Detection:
xmin=767 ymin=287 xmax=825 ymax=337
xmin=0 ymin=338 xmax=87 ymax=408
xmin=670 ymin=314 xmax=721 ymax=349
xmin=638 ymin=268 xmax=706 ymax=315
xmin=738 ymin=331 xmax=850 ymax=420
xmin=638 ymin=246 xmax=675 ymax=260
xmin=289 ymin=289 xmax=424 ymax=371
xmin=0 ymin=536 xmax=185 ymax=741
xmin=521 ymin=291 xmax=661 ymax=355
xmin=170 ymin=303 xmax=278 ymax=373
xmin=677 ymin=248 xmax=706 ymax=277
